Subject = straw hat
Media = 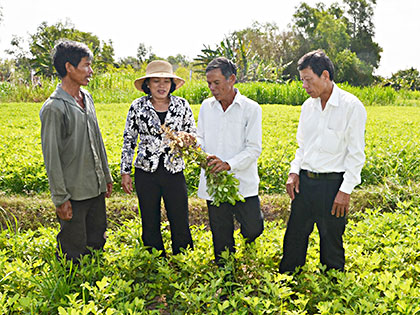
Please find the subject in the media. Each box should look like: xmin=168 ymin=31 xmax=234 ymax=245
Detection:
xmin=134 ymin=60 xmax=185 ymax=92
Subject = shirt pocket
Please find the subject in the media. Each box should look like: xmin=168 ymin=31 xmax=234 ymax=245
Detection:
xmin=321 ymin=128 xmax=344 ymax=154
xmin=225 ymin=119 xmax=245 ymax=151
xmin=327 ymin=107 xmax=346 ymax=131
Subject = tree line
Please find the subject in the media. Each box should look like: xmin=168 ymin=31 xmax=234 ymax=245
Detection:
xmin=1 ymin=1 xmax=419 ymax=90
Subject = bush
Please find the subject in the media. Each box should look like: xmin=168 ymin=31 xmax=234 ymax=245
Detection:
xmin=1 ymin=71 xmax=419 ymax=105
xmin=385 ymin=67 xmax=420 ymax=91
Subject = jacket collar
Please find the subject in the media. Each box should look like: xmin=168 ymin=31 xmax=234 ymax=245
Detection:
xmin=142 ymin=94 xmax=179 ymax=113
xmin=50 ymin=84 xmax=88 ymax=106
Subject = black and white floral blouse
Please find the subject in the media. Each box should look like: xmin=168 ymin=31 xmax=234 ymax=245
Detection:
xmin=121 ymin=95 xmax=196 ymax=174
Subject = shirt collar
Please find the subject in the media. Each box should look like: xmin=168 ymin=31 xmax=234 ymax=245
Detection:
xmin=210 ymin=88 xmax=243 ymax=109
xmin=327 ymin=82 xmax=340 ymax=107
xmin=310 ymin=82 xmax=339 ymax=110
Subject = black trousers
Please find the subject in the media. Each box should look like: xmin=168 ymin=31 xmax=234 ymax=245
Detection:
xmin=207 ymin=196 xmax=264 ymax=262
xmin=279 ymin=171 xmax=346 ymax=273
xmin=57 ymin=193 xmax=107 ymax=262
xmin=134 ymin=166 xmax=193 ymax=256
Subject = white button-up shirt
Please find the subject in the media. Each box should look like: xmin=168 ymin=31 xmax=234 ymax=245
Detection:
xmin=290 ymin=83 xmax=367 ymax=194
xmin=197 ymin=89 xmax=262 ymax=200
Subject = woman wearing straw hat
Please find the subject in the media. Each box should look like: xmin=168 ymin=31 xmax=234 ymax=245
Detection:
xmin=120 ymin=60 xmax=195 ymax=257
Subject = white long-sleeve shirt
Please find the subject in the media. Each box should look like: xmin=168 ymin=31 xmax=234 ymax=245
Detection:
xmin=197 ymin=89 xmax=262 ymax=200
xmin=290 ymin=83 xmax=367 ymax=194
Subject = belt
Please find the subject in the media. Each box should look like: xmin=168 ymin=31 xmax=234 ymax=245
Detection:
xmin=303 ymin=170 xmax=343 ymax=180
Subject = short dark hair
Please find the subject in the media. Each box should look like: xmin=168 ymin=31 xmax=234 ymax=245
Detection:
xmin=52 ymin=40 xmax=93 ymax=78
xmin=297 ymin=49 xmax=334 ymax=81
xmin=141 ymin=78 xmax=177 ymax=95
xmin=205 ymin=57 xmax=237 ymax=80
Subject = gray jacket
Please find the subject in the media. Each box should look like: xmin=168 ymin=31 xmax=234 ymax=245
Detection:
xmin=40 ymin=85 xmax=112 ymax=206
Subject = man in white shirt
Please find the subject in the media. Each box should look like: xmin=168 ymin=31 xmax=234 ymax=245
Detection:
xmin=197 ymin=57 xmax=264 ymax=264
xmin=279 ymin=50 xmax=367 ymax=273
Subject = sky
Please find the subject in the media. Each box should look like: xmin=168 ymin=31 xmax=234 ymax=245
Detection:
xmin=0 ymin=0 xmax=419 ymax=78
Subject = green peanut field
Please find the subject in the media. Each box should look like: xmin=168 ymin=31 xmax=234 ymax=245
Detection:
xmin=0 ymin=99 xmax=419 ymax=313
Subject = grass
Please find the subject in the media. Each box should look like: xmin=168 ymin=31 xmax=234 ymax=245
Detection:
xmin=0 ymin=84 xmax=419 ymax=313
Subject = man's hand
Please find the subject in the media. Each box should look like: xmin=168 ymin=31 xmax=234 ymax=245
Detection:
xmin=331 ymin=191 xmax=350 ymax=217
xmin=106 ymin=182 xmax=113 ymax=198
xmin=207 ymin=155 xmax=231 ymax=173
xmin=286 ymin=173 xmax=300 ymax=200
xmin=121 ymin=174 xmax=133 ymax=194
xmin=56 ymin=200 xmax=72 ymax=221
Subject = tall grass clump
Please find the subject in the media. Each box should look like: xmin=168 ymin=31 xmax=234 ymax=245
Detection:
xmin=173 ymin=80 xmax=210 ymax=104
xmin=338 ymin=83 xmax=397 ymax=106
xmin=396 ymin=88 xmax=420 ymax=100
xmin=236 ymin=80 xmax=309 ymax=105
xmin=1 ymin=68 xmax=419 ymax=105
xmin=0 ymin=78 xmax=59 ymax=103
xmin=87 ymin=68 xmax=143 ymax=103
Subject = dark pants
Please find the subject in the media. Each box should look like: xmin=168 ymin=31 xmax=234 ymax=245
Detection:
xmin=279 ymin=171 xmax=346 ymax=273
xmin=207 ymin=196 xmax=264 ymax=263
xmin=57 ymin=193 xmax=107 ymax=262
xmin=134 ymin=166 xmax=193 ymax=256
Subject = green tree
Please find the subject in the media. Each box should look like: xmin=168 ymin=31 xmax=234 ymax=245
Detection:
xmin=96 ymin=40 xmax=115 ymax=71
xmin=136 ymin=43 xmax=160 ymax=64
xmin=313 ymin=13 xmax=350 ymax=56
xmin=22 ymin=20 xmax=115 ymax=77
xmin=118 ymin=56 xmax=141 ymax=70
xmin=194 ymin=23 xmax=289 ymax=83
xmin=28 ymin=20 xmax=102 ymax=76
xmin=289 ymin=1 xmax=378 ymax=85
xmin=343 ymin=0 xmax=382 ymax=68
xmin=286 ymin=2 xmax=346 ymax=79
xmin=194 ymin=35 xmax=252 ymax=82
xmin=167 ymin=54 xmax=190 ymax=69
xmin=335 ymin=49 xmax=373 ymax=85
xmin=4 ymin=36 xmax=32 ymax=82
xmin=137 ymin=43 xmax=149 ymax=63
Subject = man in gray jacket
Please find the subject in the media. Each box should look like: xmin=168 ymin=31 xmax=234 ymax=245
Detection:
xmin=40 ymin=40 xmax=113 ymax=262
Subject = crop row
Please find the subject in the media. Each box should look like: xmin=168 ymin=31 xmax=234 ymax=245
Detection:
xmin=0 ymin=103 xmax=419 ymax=196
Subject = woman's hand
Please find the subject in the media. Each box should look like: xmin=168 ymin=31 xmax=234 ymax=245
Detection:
xmin=121 ymin=174 xmax=133 ymax=194
xmin=178 ymin=131 xmax=196 ymax=147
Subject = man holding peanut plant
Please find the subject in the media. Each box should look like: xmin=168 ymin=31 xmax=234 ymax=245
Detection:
xmin=279 ymin=50 xmax=367 ymax=273
xmin=197 ymin=57 xmax=264 ymax=265
xmin=40 ymin=40 xmax=113 ymax=263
